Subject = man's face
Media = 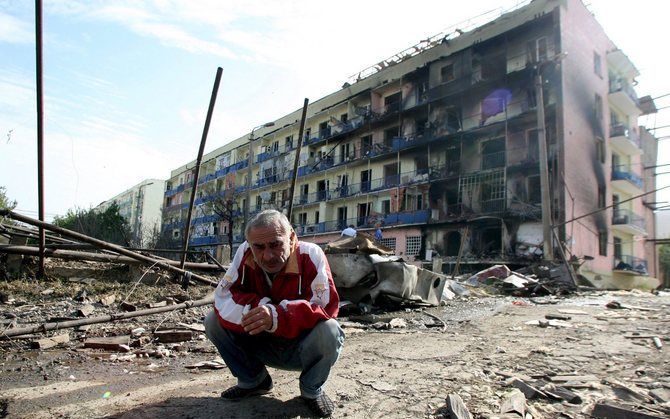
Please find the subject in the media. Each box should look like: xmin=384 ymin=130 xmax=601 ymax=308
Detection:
xmin=247 ymin=224 xmax=294 ymax=274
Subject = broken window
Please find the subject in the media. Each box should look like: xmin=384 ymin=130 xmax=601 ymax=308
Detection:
xmin=594 ymin=51 xmax=602 ymax=77
xmin=440 ymin=64 xmax=455 ymax=83
xmin=481 ymin=137 xmax=506 ymax=170
xmin=595 ymin=94 xmax=603 ymax=122
xmin=613 ymin=236 xmax=622 ymax=260
xmin=598 ymin=185 xmax=606 ymax=208
xmin=527 ymin=175 xmax=541 ymax=204
xmin=598 ymin=231 xmax=608 ymax=256
xmin=298 ymin=212 xmax=307 ymax=226
xmin=381 ymin=199 xmax=391 ymax=214
xmin=596 ymin=137 xmax=605 ymax=164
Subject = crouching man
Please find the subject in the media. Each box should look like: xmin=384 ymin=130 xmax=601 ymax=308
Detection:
xmin=204 ymin=209 xmax=344 ymax=417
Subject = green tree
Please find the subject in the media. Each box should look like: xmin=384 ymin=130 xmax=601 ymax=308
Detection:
xmin=659 ymin=244 xmax=670 ymax=288
xmin=0 ymin=186 xmax=17 ymax=211
xmin=53 ymin=203 xmax=131 ymax=246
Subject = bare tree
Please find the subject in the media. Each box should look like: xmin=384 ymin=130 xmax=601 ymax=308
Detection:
xmin=202 ymin=184 xmax=239 ymax=261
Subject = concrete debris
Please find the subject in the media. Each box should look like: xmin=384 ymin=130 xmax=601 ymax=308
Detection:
xmin=77 ymin=304 xmax=95 ymax=317
xmin=445 ymin=393 xmax=473 ymax=419
xmin=466 ymin=265 xmax=511 ymax=286
xmin=31 ymin=333 xmax=69 ymax=349
xmin=99 ymin=295 xmax=116 ymax=306
xmin=499 ymin=388 xmax=526 ymax=416
xmin=649 ymin=388 xmax=670 ymax=403
xmin=328 ymin=250 xmax=446 ymax=307
xmin=591 ymin=402 xmax=665 ymax=419
xmin=185 ymin=360 xmax=226 ymax=370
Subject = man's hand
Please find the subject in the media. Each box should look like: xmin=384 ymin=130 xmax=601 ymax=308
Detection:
xmin=241 ymin=305 xmax=273 ymax=335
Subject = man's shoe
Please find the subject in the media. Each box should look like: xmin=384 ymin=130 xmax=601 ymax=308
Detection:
xmin=302 ymin=392 xmax=335 ymax=417
xmin=220 ymin=375 xmax=273 ymax=400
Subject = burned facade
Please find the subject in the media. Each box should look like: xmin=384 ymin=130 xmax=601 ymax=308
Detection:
xmin=162 ymin=0 xmax=658 ymax=286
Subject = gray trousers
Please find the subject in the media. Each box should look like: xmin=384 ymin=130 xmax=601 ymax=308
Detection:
xmin=204 ymin=310 xmax=344 ymax=398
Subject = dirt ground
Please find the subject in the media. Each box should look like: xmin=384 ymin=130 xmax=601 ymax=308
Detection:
xmin=1 ymin=271 xmax=669 ymax=418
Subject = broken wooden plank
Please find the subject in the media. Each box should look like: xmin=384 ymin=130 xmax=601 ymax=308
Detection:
xmin=84 ymin=336 xmax=131 ymax=352
xmin=591 ymin=403 xmax=664 ymax=419
xmin=541 ymin=384 xmax=582 ymax=404
xmin=148 ymin=300 xmax=167 ymax=308
xmin=31 ymin=333 xmax=69 ymax=349
xmin=445 ymin=394 xmax=472 ymax=419
xmin=154 ymin=330 xmax=193 ymax=343
xmin=545 ymin=313 xmax=571 ymax=321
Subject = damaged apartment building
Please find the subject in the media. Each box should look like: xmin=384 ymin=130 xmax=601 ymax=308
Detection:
xmin=162 ymin=0 xmax=659 ymax=288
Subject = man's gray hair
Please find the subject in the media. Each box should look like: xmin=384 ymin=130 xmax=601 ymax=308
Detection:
xmin=245 ymin=209 xmax=294 ymax=239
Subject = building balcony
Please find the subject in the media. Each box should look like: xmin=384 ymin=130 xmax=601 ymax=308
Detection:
xmin=612 ymin=208 xmax=646 ymax=236
xmin=611 ymin=166 xmax=644 ymax=195
xmin=189 ymin=234 xmax=226 ymax=247
xmin=481 ymin=151 xmax=506 ymax=170
xmin=609 ymin=78 xmax=640 ymax=116
xmin=609 ymin=124 xmax=642 ymax=156
xmin=165 ymin=183 xmax=185 ymax=198
xmin=294 ymin=209 xmax=431 ymax=237
xmin=614 ymin=255 xmax=648 ymax=275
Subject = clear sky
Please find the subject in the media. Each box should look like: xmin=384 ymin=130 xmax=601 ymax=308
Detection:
xmin=1 ymin=0 xmax=668 ymax=223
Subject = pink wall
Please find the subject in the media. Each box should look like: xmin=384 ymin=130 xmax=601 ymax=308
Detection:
xmin=559 ymin=0 xmax=616 ymax=272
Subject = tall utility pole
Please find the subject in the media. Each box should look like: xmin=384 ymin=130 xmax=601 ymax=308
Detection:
xmin=534 ymin=68 xmax=554 ymax=261
xmin=245 ymin=122 xmax=275 ymax=230
xmin=179 ymin=67 xmax=223 ymax=270
xmin=35 ymin=0 xmax=45 ymax=279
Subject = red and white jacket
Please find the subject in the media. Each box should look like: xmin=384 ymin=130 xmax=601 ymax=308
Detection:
xmin=213 ymin=241 xmax=339 ymax=339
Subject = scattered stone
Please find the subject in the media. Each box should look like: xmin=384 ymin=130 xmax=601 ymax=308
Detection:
xmin=77 ymin=304 xmax=95 ymax=317
xmin=40 ymin=288 xmax=54 ymax=296
xmin=74 ymin=290 xmax=88 ymax=302
xmin=99 ymin=295 xmax=116 ymax=306
xmin=388 ymin=318 xmax=407 ymax=328
xmin=185 ymin=360 xmax=226 ymax=370
xmin=131 ymin=327 xmax=146 ymax=337
xmin=84 ymin=336 xmax=131 ymax=352
xmin=445 ymin=393 xmax=473 ymax=419
xmin=649 ymin=388 xmax=670 ymax=403
xmin=31 ymin=333 xmax=70 ymax=349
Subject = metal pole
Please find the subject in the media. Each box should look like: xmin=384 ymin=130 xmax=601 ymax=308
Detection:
xmin=1 ymin=295 xmax=215 ymax=338
xmin=35 ymin=0 xmax=45 ymax=279
xmin=0 ymin=210 xmax=218 ymax=287
xmin=535 ymin=70 xmax=554 ymax=261
xmin=287 ymin=98 xmax=310 ymax=221
xmin=179 ymin=67 xmax=223 ymax=270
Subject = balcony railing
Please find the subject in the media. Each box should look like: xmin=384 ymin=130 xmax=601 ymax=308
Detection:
xmin=609 ymin=78 xmax=639 ymax=106
xmin=610 ymin=124 xmax=641 ymax=148
xmin=612 ymin=166 xmax=643 ymax=189
xmin=294 ymin=209 xmax=431 ymax=236
xmin=612 ymin=208 xmax=646 ymax=231
xmin=481 ymin=151 xmax=506 ymax=170
xmin=614 ymin=255 xmax=648 ymax=275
